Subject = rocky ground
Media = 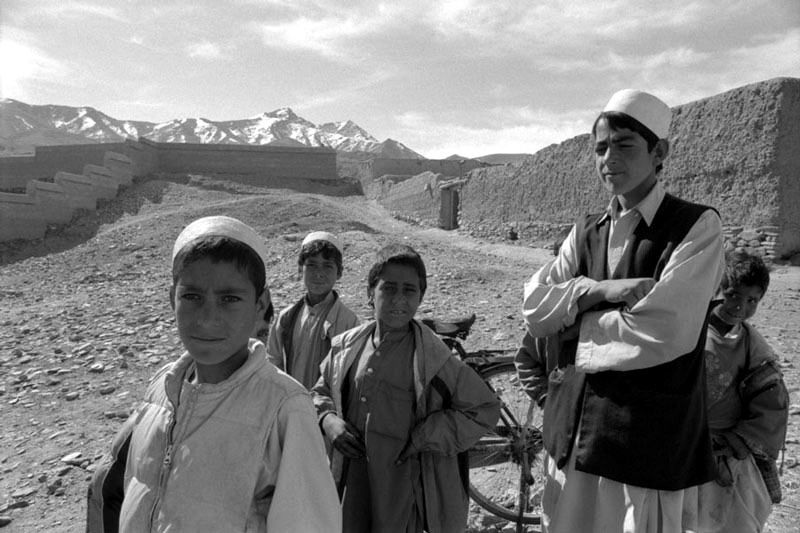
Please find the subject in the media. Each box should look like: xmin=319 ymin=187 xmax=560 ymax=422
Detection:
xmin=1 ymin=175 xmax=798 ymax=532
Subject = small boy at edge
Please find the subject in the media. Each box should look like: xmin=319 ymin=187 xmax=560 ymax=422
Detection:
xmin=86 ymin=216 xmax=341 ymax=532
xmin=683 ymin=250 xmax=789 ymax=532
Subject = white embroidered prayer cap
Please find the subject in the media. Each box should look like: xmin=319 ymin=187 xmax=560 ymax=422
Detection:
xmin=172 ymin=216 xmax=269 ymax=274
xmin=603 ymin=89 xmax=672 ymax=139
xmin=302 ymin=231 xmax=342 ymax=253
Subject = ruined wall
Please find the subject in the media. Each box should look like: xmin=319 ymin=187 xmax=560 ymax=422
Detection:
xmin=155 ymin=142 xmax=337 ymax=180
xmin=774 ymin=81 xmax=800 ymax=253
xmin=0 ymin=152 xmax=133 ymax=242
xmin=377 ymin=172 xmax=446 ymax=227
xmin=457 ymin=77 xmax=800 ymax=258
xmin=0 ymin=139 xmax=338 ymax=242
xmin=364 ymin=158 xmax=490 ymax=181
xmin=0 ymin=143 xmax=128 ymax=189
xmin=1 ymin=139 xmax=338 ymax=191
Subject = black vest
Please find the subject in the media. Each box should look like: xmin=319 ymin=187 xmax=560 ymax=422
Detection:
xmin=542 ymin=193 xmax=718 ymax=490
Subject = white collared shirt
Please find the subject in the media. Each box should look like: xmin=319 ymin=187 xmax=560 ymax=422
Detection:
xmin=522 ymin=182 xmax=724 ymax=372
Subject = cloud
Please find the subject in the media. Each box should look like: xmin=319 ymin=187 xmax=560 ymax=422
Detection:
xmin=186 ymin=41 xmax=227 ymax=60
xmin=394 ymin=108 xmax=591 ymax=159
xmin=23 ymin=1 xmax=127 ymax=22
xmin=250 ymin=14 xmax=378 ymax=61
xmin=294 ymin=69 xmax=394 ymax=111
xmin=0 ymin=31 xmax=70 ymax=98
xmin=725 ymin=28 xmax=800 ymax=83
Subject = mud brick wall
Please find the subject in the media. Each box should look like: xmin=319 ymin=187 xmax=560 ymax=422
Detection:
xmin=457 ymin=77 xmax=800 ymax=258
xmin=155 ymin=142 xmax=337 ymax=180
xmin=0 ymin=143 xmax=128 ymax=190
xmin=377 ymin=172 xmax=445 ymax=227
xmin=1 ymin=139 xmax=338 ymax=192
xmin=365 ymin=158 xmax=490 ymax=181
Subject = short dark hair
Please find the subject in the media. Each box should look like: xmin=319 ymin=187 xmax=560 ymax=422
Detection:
xmin=367 ymin=244 xmax=427 ymax=306
xmin=720 ymin=250 xmax=770 ymax=294
xmin=592 ymin=111 xmax=664 ymax=173
xmin=298 ymin=240 xmax=343 ymax=275
xmin=172 ymin=236 xmax=266 ymax=300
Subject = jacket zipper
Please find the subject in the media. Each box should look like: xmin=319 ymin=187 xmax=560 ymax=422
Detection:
xmin=149 ymin=400 xmax=179 ymax=529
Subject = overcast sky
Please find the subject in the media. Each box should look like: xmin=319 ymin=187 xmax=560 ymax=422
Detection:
xmin=2 ymin=0 xmax=798 ymax=158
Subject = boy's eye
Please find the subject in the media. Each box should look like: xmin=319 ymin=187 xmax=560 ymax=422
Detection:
xmin=180 ymin=293 xmax=200 ymax=301
xmin=222 ymin=295 xmax=242 ymax=303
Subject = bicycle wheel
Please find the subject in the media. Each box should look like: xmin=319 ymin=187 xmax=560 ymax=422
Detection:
xmin=468 ymin=363 xmax=545 ymax=526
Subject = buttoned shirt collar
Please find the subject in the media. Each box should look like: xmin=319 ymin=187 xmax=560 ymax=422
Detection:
xmin=597 ymin=181 xmax=665 ymax=227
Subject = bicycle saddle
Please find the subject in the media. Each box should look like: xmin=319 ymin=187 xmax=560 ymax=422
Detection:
xmin=420 ymin=313 xmax=476 ymax=339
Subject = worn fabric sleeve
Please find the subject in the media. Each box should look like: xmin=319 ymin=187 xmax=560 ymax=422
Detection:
xmin=310 ymin=352 xmax=337 ymax=422
xmin=409 ymin=361 xmax=501 ymax=455
xmin=522 ymin=225 xmax=598 ymax=337
xmin=86 ymin=412 xmax=136 ymax=533
xmin=267 ymin=393 xmax=342 ymax=532
xmin=513 ymin=332 xmax=549 ymax=406
xmin=576 ymin=209 xmax=724 ymax=372
xmin=733 ymin=325 xmax=789 ymax=458
xmin=265 ymin=319 xmax=285 ymax=371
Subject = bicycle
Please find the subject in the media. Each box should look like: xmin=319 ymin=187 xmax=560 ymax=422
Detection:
xmin=421 ymin=313 xmax=544 ymax=530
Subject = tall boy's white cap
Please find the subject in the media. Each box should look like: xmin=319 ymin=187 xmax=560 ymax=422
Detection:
xmin=302 ymin=231 xmax=342 ymax=253
xmin=603 ymin=89 xmax=672 ymax=139
xmin=172 ymin=216 xmax=269 ymax=273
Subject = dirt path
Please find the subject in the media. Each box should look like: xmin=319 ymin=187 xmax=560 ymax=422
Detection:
xmin=0 ymin=177 xmax=797 ymax=532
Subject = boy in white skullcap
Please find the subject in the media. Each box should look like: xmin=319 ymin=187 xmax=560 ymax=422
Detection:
xmin=87 ymin=216 xmax=341 ymax=532
xmin=267 ymin=230 xmax=360 ymax=389
xmin=519 ymin=90 xmax=725 ymax=532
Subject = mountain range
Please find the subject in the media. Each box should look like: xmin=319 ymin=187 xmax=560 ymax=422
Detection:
xmin=0 ymin=98 xmax=424 ymax=159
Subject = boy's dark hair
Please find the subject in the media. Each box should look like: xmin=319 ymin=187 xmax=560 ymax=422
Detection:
xmin=720 ymin=250 xmax=770 ymax=294
xmin=172 ymin=236 xmax=266 ymax=300
xmin=592 ymin=111 xmax=664 ymax=173
xmin=367 ymin=244 xmax=427 ymax=306
xmin=298 ymin=240 xmax=343 ymax=276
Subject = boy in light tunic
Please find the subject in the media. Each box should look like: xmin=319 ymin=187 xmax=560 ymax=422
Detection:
xmin=87 ymin=216 xmax=341 ymax=532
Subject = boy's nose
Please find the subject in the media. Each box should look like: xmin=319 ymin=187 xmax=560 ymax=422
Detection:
xmin=602 ymin=148 xmax=620 ymax=165
xmin=198 ymin=302 xmax=222 ymax=324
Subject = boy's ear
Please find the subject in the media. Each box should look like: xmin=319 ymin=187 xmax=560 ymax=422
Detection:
xmin=653 ymin=139 xmax=669 ymax=165
xmin=256 ymin=286 xmax=271 ymax=316
xmin=169 ymin=286 xmax=176 ymax=310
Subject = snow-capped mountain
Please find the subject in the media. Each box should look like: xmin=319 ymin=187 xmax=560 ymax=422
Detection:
xmin=0 ymin=99 xmax=424 ymax=158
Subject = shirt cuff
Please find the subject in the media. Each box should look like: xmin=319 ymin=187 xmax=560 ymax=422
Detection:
xmin=575 ymin=309 xmax=606 ymax=372
xmin=567 ymin=277 xmax=598 ymax=326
